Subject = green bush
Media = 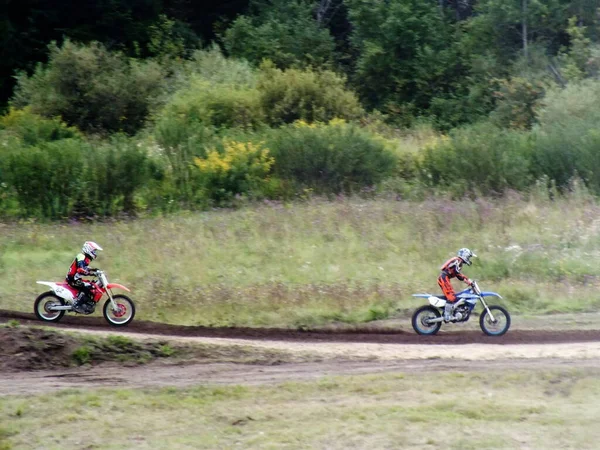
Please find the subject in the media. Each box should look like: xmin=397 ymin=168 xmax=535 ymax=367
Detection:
xmin=2 ymin=135 xmax=158 ymax=219
xmin=163 ymin=77 xmax=264 ymax=130
xmin=81 ymin=137 xmax=154 ymax=216
xmin=0 ymin=107 xmax=80 ymax=145
xmin=491 ymin=77 xmax=546 ymax=130
xmin=12 ymin=40 xmax=166 ymax=135
xmin=532 ymin=80 xmax=600 ymax=193
xmin=262 ymin=120 xmax=396 ymax=195
xmin=152 ymin=113 xmax=217 ymax=206
xmin=5 ymin=139 xmax=86 ymax=218
xmin=179 ymin=46 xmax=258 ymax=88
xmin=257 ymin=63 xmax=364 ymax=126
xmin=419 ymin=123 xmax=533 ymax=196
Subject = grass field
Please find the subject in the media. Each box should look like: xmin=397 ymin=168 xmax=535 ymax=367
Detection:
xmin=2 ymin=193 xmax=600 ymax=327
xmin=1 ymin=367 xmax=599 ymax=449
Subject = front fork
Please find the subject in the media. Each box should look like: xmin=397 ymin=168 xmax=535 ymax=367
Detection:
xmin=479 ymin=297 xmax=496 ymax=322
xmin=106 ymin=289 xmax=119 ymax=311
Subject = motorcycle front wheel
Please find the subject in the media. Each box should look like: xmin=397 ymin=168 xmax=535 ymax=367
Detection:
xmin=103 ymin=295 xmax=136 ymax=327
xmin=479 ymin=305 xmax=511 ymax=336
xmin=34 ymin=292 xmax=66 ymax=323
xmin=411 ymin=305 xmax=442 ymax=335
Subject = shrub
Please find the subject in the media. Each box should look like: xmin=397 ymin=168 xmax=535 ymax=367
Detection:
xmin=81 ymin=137 xmax=154 ymax=216
xmin=5 ymin=139 xmax=87 ymax=218
xmin=2 ymin=135 xmax=157 ymax=219
xmin=532 ymin=81 xmax=600 ymax=193
xmin=163 ymin=77 xmax=264 ymax=130
xmin=419 ymin=123 xmax=533 ymax=196
xmin=257 ymin=63 xmax=364 ymax=126
xmin=153 ymin=113 xmax=217 ymax=205
xmin=0 ymin=107 xmax=80 ymax=145
xmin=179 ymin=46 xmax=258 ymax=88
xmin=12 ymin=40 xmax=166 ymax=135
xmin=262 ymin=120 xmax=396 ymax=194
xmin=258 ymin=63 xmax=363 ymax=126
xmin=194 ymin=140 xmax=274 ymax=203
xmin=491 ymin=77 xmax=546 ymax=130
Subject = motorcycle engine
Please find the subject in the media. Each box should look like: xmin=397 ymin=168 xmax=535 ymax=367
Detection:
xmin=453 ymin=305 xmax=471 ymax=322
xmin=77 ymin=300 xmax=96 ymax=315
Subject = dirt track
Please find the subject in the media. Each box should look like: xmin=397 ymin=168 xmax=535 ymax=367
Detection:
xmin=3 ymin=309 xmax=600 ymax=396
xmin=4 ymin=309 xmax=600 ymax=345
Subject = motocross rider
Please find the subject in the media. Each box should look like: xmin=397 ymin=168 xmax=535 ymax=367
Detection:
xmin=66 ymin=241 xmax=103 ymax=312
xmin=438 ymin=248 xmax=476 ymax=322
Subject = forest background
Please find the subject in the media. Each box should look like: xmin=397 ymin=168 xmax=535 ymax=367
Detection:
xmin=2 ymin=0 xmax=600 ymax=218
xmin=2 ymin=1 xmax=600 ymax=326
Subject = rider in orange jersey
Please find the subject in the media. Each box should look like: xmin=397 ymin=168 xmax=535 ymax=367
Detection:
xmin=438 ymin=248 xmax=476 ymax=322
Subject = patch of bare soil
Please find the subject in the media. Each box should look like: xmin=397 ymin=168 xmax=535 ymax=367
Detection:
xmin=0 ymin=326 xmax=179 ymax=372
xmin=0 ymin=326 xmax=77 ymax=371
xmin=3 ymin=357 xmax=600 ymax=397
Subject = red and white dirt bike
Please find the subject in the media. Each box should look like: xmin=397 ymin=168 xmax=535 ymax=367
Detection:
xmin=34 ymin=270 xmax=135 ymax=326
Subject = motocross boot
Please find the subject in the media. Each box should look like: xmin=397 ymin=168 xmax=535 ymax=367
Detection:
xmin=443 ymin=302 xmax=453 ymax=322
xmin=72 ymin=292 xmax=88 ymax=313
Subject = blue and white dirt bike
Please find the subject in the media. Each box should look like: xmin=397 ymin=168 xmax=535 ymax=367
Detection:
xmin=411 ymin=281 xmax=510 ymax=336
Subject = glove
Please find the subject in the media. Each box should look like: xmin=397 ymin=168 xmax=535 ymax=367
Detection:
xmin=88 ymin=268 xmax=98 ymax=275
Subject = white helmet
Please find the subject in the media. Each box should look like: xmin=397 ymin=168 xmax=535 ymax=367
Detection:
xmin=82 ymin=241 xmax=103 ymax=260
xmin=457 ymin=248 xmax=476 ymax=266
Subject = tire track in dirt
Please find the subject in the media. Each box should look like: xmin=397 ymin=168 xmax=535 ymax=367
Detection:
xmin=3 ymin=309 xmax=600 ymax=345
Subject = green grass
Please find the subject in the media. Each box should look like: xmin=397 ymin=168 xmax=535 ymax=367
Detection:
xmin=2 ymin=195 xmax=600 ymax=326
xmin=1 ymin=369 xmax=600 ymax=449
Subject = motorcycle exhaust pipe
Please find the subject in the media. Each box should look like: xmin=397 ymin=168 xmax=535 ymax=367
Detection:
xmin=426 ymin=317 xmax=444 ymax=324
xmin=49 ymin=305 xmax=73 ymax=311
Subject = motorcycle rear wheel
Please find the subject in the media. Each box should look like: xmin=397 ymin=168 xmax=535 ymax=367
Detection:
xmin=34 ymin=292 xmax=66 ymax=323
xmin=411 ymin=305 xmax=442 ymax=335
xmin=103 ymin=295 xmax=136 ymax=327
xmin=479 ymin=305 xmax=511 ymax=336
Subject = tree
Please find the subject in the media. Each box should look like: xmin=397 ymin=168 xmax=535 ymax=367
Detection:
xmin=223 ymin=0 xmax=336 ymax=68
xmin=467 ymin=0 xmax=567 ymax=65
xmin=346 ymin=0 xmax=471 ymax=124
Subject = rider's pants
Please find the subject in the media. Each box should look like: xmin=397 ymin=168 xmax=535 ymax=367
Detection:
xmin=437 ymin=272 xmax=456 ymax=302
xmin=67 ymin=279 xmax=94 ymax=301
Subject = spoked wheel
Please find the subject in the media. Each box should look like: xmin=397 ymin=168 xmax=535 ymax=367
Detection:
xmin=34 ymin=292 xmax=66 ymax=323
xmin=411 ymin=305 xmax=443 ymax=335
xmin=103 ymin=295 xmax=136 ymax=327
xmin=480 ymin=306 xmax=511 ymax=336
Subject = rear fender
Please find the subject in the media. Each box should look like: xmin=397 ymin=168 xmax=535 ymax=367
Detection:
xmin=412 ymin=294 xmax=446 ymax=307
xmin=107 ymin=283 xmax=131 ymax=292
xmin=36 ymin=281 xmax=75 ymax=301
xmin=428 ymin=296 xmax=446 ymax=308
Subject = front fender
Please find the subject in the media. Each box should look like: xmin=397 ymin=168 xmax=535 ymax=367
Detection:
xmin=480 ymin=291 xmax=503 ymax=299
xmin=107 ymin=283 xmax=131 ymax=292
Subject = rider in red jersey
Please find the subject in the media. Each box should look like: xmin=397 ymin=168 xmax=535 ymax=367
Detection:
xmin=66 ymin=241 xmax=102 ymax=312
xmin=438 ymin=248 xmax=476 ymax=322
